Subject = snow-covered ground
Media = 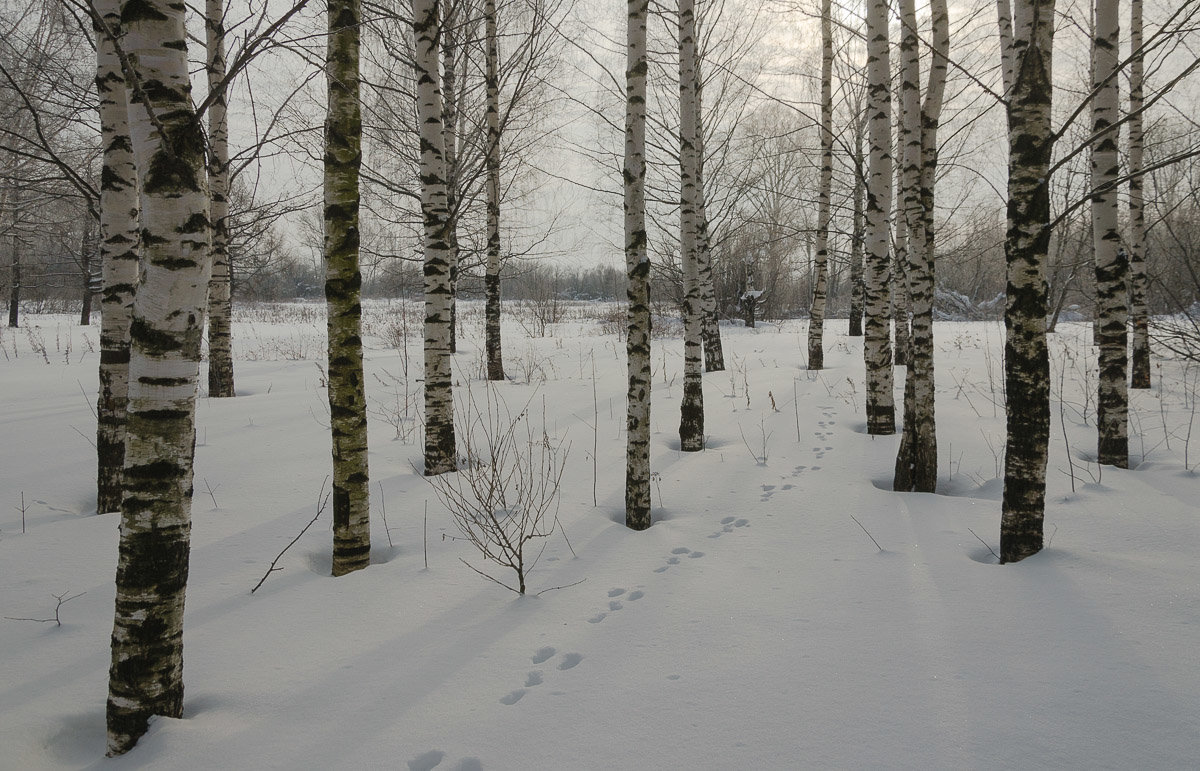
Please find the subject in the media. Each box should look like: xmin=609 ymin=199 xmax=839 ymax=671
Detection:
xmin=2 ymin=304 xmax=1198 ymax=769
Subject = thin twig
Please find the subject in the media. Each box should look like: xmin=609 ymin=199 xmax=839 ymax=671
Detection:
xmin=968 ymin=528 xmax=1000 ymax=562
xmin=850 ymin=515 xmax=883 ymax=552
xmin=251 ymin=478 xmax=330 ymax=594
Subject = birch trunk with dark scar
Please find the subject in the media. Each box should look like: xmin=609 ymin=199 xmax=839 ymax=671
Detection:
xmin=997 ymin=0 xmax=1016 ymax=97
xmin=94 ymin=0 xmax=140 ymax=515
xmin=206 ymin=0 xmax=234 ymax=397
xmin=484 ymin=0 xmax=504 ymax=381
xmin=106 ymin=0 xmax=212 ymax=753
xmin=325 ymin=0 xmax=371 ymax=575
xmin=807 ymin=0 xmax=833 ymax=371
xmin=1128 ymin=0 xmax=1150 ymax=390
xmin=678 ymin=0 xmax=704 ymax=451
xmin=415 ymin=0 xmax=457 ymax=476
xmin=1092 ymin=0 xmax=1127 ymax=468
xmin=893 ymin=226 xmax=910 ymax=368
xmin=625 ymin=0 xmax=652 ymax=529
xmin=1001 ymin=0 xmax=1055 ymax=564
xmin=895 ymin=0 xmax=946 ymax=492
xmin=864 ymin=0 xmax=894 ymax=435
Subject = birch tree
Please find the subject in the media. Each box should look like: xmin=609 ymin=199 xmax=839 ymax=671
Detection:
xmin=678 ymin=0 xmax=704 ymax=451
xmin=1000 ymin=0 xmax=1055 ymax=564
xmin=106 ymin=0 xmax=211 ymax=752
xmin=94 ymin=0 xmax=139 ymax=515
xmin=415 ymin=0 xmax=457 ymax=475
xmin=807 ymin=0 xmax=833 ymax=371
xmin=484 ymin=0 xmax=504 ymax=381
xmin=626 ymin=0 xmax=652 ymax=529
xmin=205 ymin=0 xmax=234 ymax=397
xmin=1128 ymin=0 xmax=1150 ymax=389
xmin=863 ymin=0 xmax=894 ymax=435
xmin=894 ymin=0 xmax=948 ymax=492
xmin=1092 ymin=0 xmax=1127 ymax=468
xmin=325 ymin=0 xmax=371 ymax=574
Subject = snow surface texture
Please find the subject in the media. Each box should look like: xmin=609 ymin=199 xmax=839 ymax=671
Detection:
xmin=1 ymin=304 xmax=1198 ymax=769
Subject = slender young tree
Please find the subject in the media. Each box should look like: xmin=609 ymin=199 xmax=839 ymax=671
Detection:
xmin=1128 ymin=0 xmax=1150 ymax=389
xmin=863 ymin=0 xmax=894 ymax=435
xmin=205 ymin=0 xmax=234 ymax=397
xmin=415 ymin=0 xmax=457 ymax=476
xmin=895 ymin=0 xmax=947 ymax=492
xmin=441 ymin=4 xmax=461 ymax=356
xmin=325 ymin=0 xmax=371 ymax=575
xmin=626 ymin=0 xmax=652 ymax=529
xmin=807 ymin=0 xmax=833 ymax=371
xmin=484 ymin=0 xmax=504 ymax=381
xmin=94 ymin=0 xmax=139 ymax=515
xmin=1092 ymin=0 xmax=1127 ymax=468
xmin=678 ymin=0 xmax=704 ymax=451
xmin=1001 ymin=0 xmax=1055 ymax=564
xmin=848 ymin=112 xmax=866 ymax=338
xmin=105 ymin=0 xmax=211 ymax=753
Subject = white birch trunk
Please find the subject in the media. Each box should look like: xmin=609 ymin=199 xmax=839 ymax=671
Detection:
xmin=106 ymin=0 xmax=211 ymax=753
xmin=484 ymin=0 xmax=504 ymax=381
xmin=864 ymin=0 xmax=895 ymax=435
xmin=678 ymin=0 xmax=704 ymax=451
xmin=1001 ymin=0 xmax=1055 ymax=563
xmin=807 ymin=0 xmax=833 ymax=371
xmin=415 ymin=0 xmax=457 ymax=476
xmin=1092 ymin=0 xmax=1127 ymax=467
xmin=1128 ymin=0 xmax=1150 ymax=389
xmin=625 ymin=0 xmax=652 ymax=529
xmin=205 ymin=0 xmax=234 ymax=397
xmin=94 ymin=0 xmax=140 ymax=515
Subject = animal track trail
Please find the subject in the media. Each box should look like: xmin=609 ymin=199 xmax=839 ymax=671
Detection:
xmin=501 ymin=648 xmax=583 ymax=705
xmin=589 ymin=586 xmax=645 ymax=623
xmin=709 ymin=514 xmax=751 ymax=538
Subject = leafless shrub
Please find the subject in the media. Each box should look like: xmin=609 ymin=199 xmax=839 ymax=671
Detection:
xmin=424 ymin=385 xmax=571 ymax=595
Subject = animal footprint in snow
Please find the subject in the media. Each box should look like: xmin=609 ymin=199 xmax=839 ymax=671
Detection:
xmin=608 ymin=587 xmax=626 ymax=598
xmin=532 ymin=646 xmax=556 ymax=664
xmin=688 ymin=551 xmax=705 ymax=558
xmin=525 ymin=671 xmax=544 ymax=687
xmin=588 ymin=612 xmax=607 ymax=623
xmin=499 ymin=689 xmax=526 ymax=705
xmin=627 ymin=590 xmax=644 ymax=601
xmin=609 ymin=600 xmax=623 ymax=611
xmin=558 ymin=652 xmax=583 ymax=670
xmin=671 ymin=547 xmax=691 ymax=554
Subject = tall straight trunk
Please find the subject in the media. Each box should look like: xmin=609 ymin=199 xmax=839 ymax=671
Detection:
xmin=893 ymin=219 xmax=911 ymax=368
xmin=105 ymin=0 xmax=211 ymax=753
xmin=415 ymin=0 xmax=457 ymax=476
xmin=807 ymin=0 xmax=833 ymax=371
xmin=892 ymin=88 xmax=913 ymax=370
xmin=1092 ymin=0 xmax=1127 ymax=468
xmin=484 ymin=0 xmax=504 ymax=381
xmin=997 ymin=0 xmax=1016 ymax=97
xmin=696 ymin=82 xmax=724 ymax=372
xmin=8 ymin=218 xmax=19 ymax=328
xmin=325 ymin=0 xmax=371 ymax=575
xmin=205 ymin=0 xmax=234 ymax=397
xmin=81 ymin=224 xmax=97 ymax=325
xmin=442 ymin=9 xmax=460 ymax=356
xmin=94 ymin=1 xmax=140 ymax=515
xmin=864 ymin=0 xmax=895 ymax=435
xmin=849 ymin=123 xmax=866 ymax=337
xmin=895 ymin=0 xmax=947 ymax=492
xmin=678 ymin=0 xmax=704 ymax=452
xmin=625 ymin=0 xmax=652 ymax=529
xmin=1128 ymin=0 xmax=1150 ymax=389
xmin=1001 ymin=0 xmax=1055 ymax=564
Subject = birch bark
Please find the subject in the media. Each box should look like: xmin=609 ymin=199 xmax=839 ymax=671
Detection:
xmin=1092 ymin=0 xmax=1127 ymax=467
xmin=807 ymin=0 xmax=833 ymax=371
xmin=625 ymin=0 xmax=652 ymax=528
xmin=205 ymin=0 xmax=234 ymax=397
xmin=415 ymin=0 xmax=457 ymax=476
xmin=678 ymin=0 xmax=704 ymax=451
xmin=94 ymin=0 xmax=140 ymax=514
xmin=1001 ymin=0 xmax=1055 ymax=563
xmin=484 ymin=0 xmax=504 ymax=381
xmin=106 ymin=0 xmax=211 ymax=752
xmin=325 ymin=0 xmax=371 ymax=575
xmin=1128 ymin=0 xmax=1150 ymax=389
xmin=864 ymin=0 xmax=895 ymax=435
